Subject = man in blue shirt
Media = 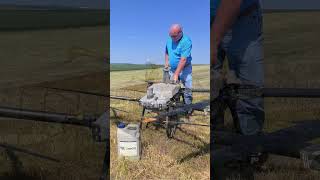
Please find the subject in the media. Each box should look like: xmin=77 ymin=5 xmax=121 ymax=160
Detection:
xmin=211 ymin=0 xmax=264 ymax=136
xmin=165 ymin=24 xmax=193 ymax=106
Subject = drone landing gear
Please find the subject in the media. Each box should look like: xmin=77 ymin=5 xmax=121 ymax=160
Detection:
xmin=141 ymin=107 xmax=179 ymax=139
xmin=165 ymin=107 xmax=178 ymax=139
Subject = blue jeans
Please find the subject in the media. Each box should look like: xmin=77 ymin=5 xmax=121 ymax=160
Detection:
xmin=170 ymin=63 xmax=193 ymax=105
xmin=213 ymin=6 xmax=264 ymax=135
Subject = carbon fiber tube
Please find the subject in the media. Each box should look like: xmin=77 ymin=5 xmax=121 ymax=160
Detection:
xmin=0 ymin=143 xmax=60 ymax=162
xmin=0 ymin=106 xmax=90 ymax=126
xmin=263 ymin=88 xmax=320 ymax=98
xmin=110 ymin=95 xmax=140 ymax=102
xmin=191 ymin=88 xmax=210 ymax=93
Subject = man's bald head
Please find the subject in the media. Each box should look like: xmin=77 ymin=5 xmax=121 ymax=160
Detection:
xmin=170 ymin=24 xmax=183 ymax=33
xmin=169 ymin=24 xmax=183 ymax=42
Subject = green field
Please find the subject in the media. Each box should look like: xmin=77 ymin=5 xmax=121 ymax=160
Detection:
xmin=110 ymin=63 xmax=162 ymax=72
xmin=0 ymin=9 xmax=108 ymax=31
xmin=110 ymin=63 xmax=209 ymax=72
xmin=110 ymin=65 xmax=210 ymax=91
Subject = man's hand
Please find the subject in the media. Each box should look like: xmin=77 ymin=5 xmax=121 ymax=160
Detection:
xmin=211 ymin=0 xmax=242 ymax=65
xmin=173 ymin=73 xmax=179 ymax=82
xmin=165 ymin=62 xmax=169 ymax=69
xmin=173 ymin=57 xmax=187 ymax=83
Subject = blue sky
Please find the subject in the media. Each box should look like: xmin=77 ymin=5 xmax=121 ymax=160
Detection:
xmin=110 ymin=0 xmax=210 ymax=64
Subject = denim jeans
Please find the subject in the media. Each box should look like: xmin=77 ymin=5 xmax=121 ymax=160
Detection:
xmin=212 ymin=6 xmax=265 ymax=135
xmin=169 ymin=63 xmax=193 ymax=105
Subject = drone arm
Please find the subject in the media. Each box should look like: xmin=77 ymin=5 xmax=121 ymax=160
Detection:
xmin=0 ymin=106 xmax=87 ymax=125
xmin=0 ymin=106 xmax=108 ymax=142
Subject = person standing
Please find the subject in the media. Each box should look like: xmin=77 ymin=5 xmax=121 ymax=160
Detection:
xmin=165 ymin=24 xmax=193 ymax=106
xmin=211 ymin=0 xmax=264 ymax=135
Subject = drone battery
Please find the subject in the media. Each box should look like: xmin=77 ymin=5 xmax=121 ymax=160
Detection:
xmin=117 ymin=123 xmax=141 ymax=160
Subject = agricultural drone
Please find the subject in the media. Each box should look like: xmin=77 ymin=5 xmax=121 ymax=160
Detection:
xmin=111 ymin=66 xmax=320 ymax=178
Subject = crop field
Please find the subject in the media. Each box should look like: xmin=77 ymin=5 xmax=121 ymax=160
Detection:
xmin=0 ymin=9 xmax=108 ymax=30
xmin=0 ymin=9 xmax=109 ymax=180
xmin=110 ymin=65 xmax=210 ymax=179
xmin=217 ymin=11 xmax=320 ymax=180
xmin=0 ymin=26 xmax=108 ymax=89
xmin=110 ymin=63 xmax=162 ymax=72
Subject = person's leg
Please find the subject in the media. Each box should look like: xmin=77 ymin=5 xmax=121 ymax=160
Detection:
xmin=226 ymin=7 xmax=264 ymax=135
xmin=180 ymin=64 xmax=193 ymax=105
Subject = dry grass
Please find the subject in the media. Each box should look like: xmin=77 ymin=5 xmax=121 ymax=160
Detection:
xmin=110 ymin=65 xmax=210 ymax=179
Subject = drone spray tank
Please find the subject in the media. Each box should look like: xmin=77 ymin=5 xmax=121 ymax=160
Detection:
xmin=139 ymin=67 xmax=181 ymax=111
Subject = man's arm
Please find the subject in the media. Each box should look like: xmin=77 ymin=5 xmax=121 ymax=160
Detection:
xmin=211 ymin=0 xmax=242 ymax=64
xmin=173 ymin=40 xmax=192 ymax=81
xmin=173 ymin=57 xmax=187 ymax=81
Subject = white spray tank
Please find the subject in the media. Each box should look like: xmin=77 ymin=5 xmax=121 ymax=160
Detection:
xmin=117 ymin=122 xmax=141 ymax=160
